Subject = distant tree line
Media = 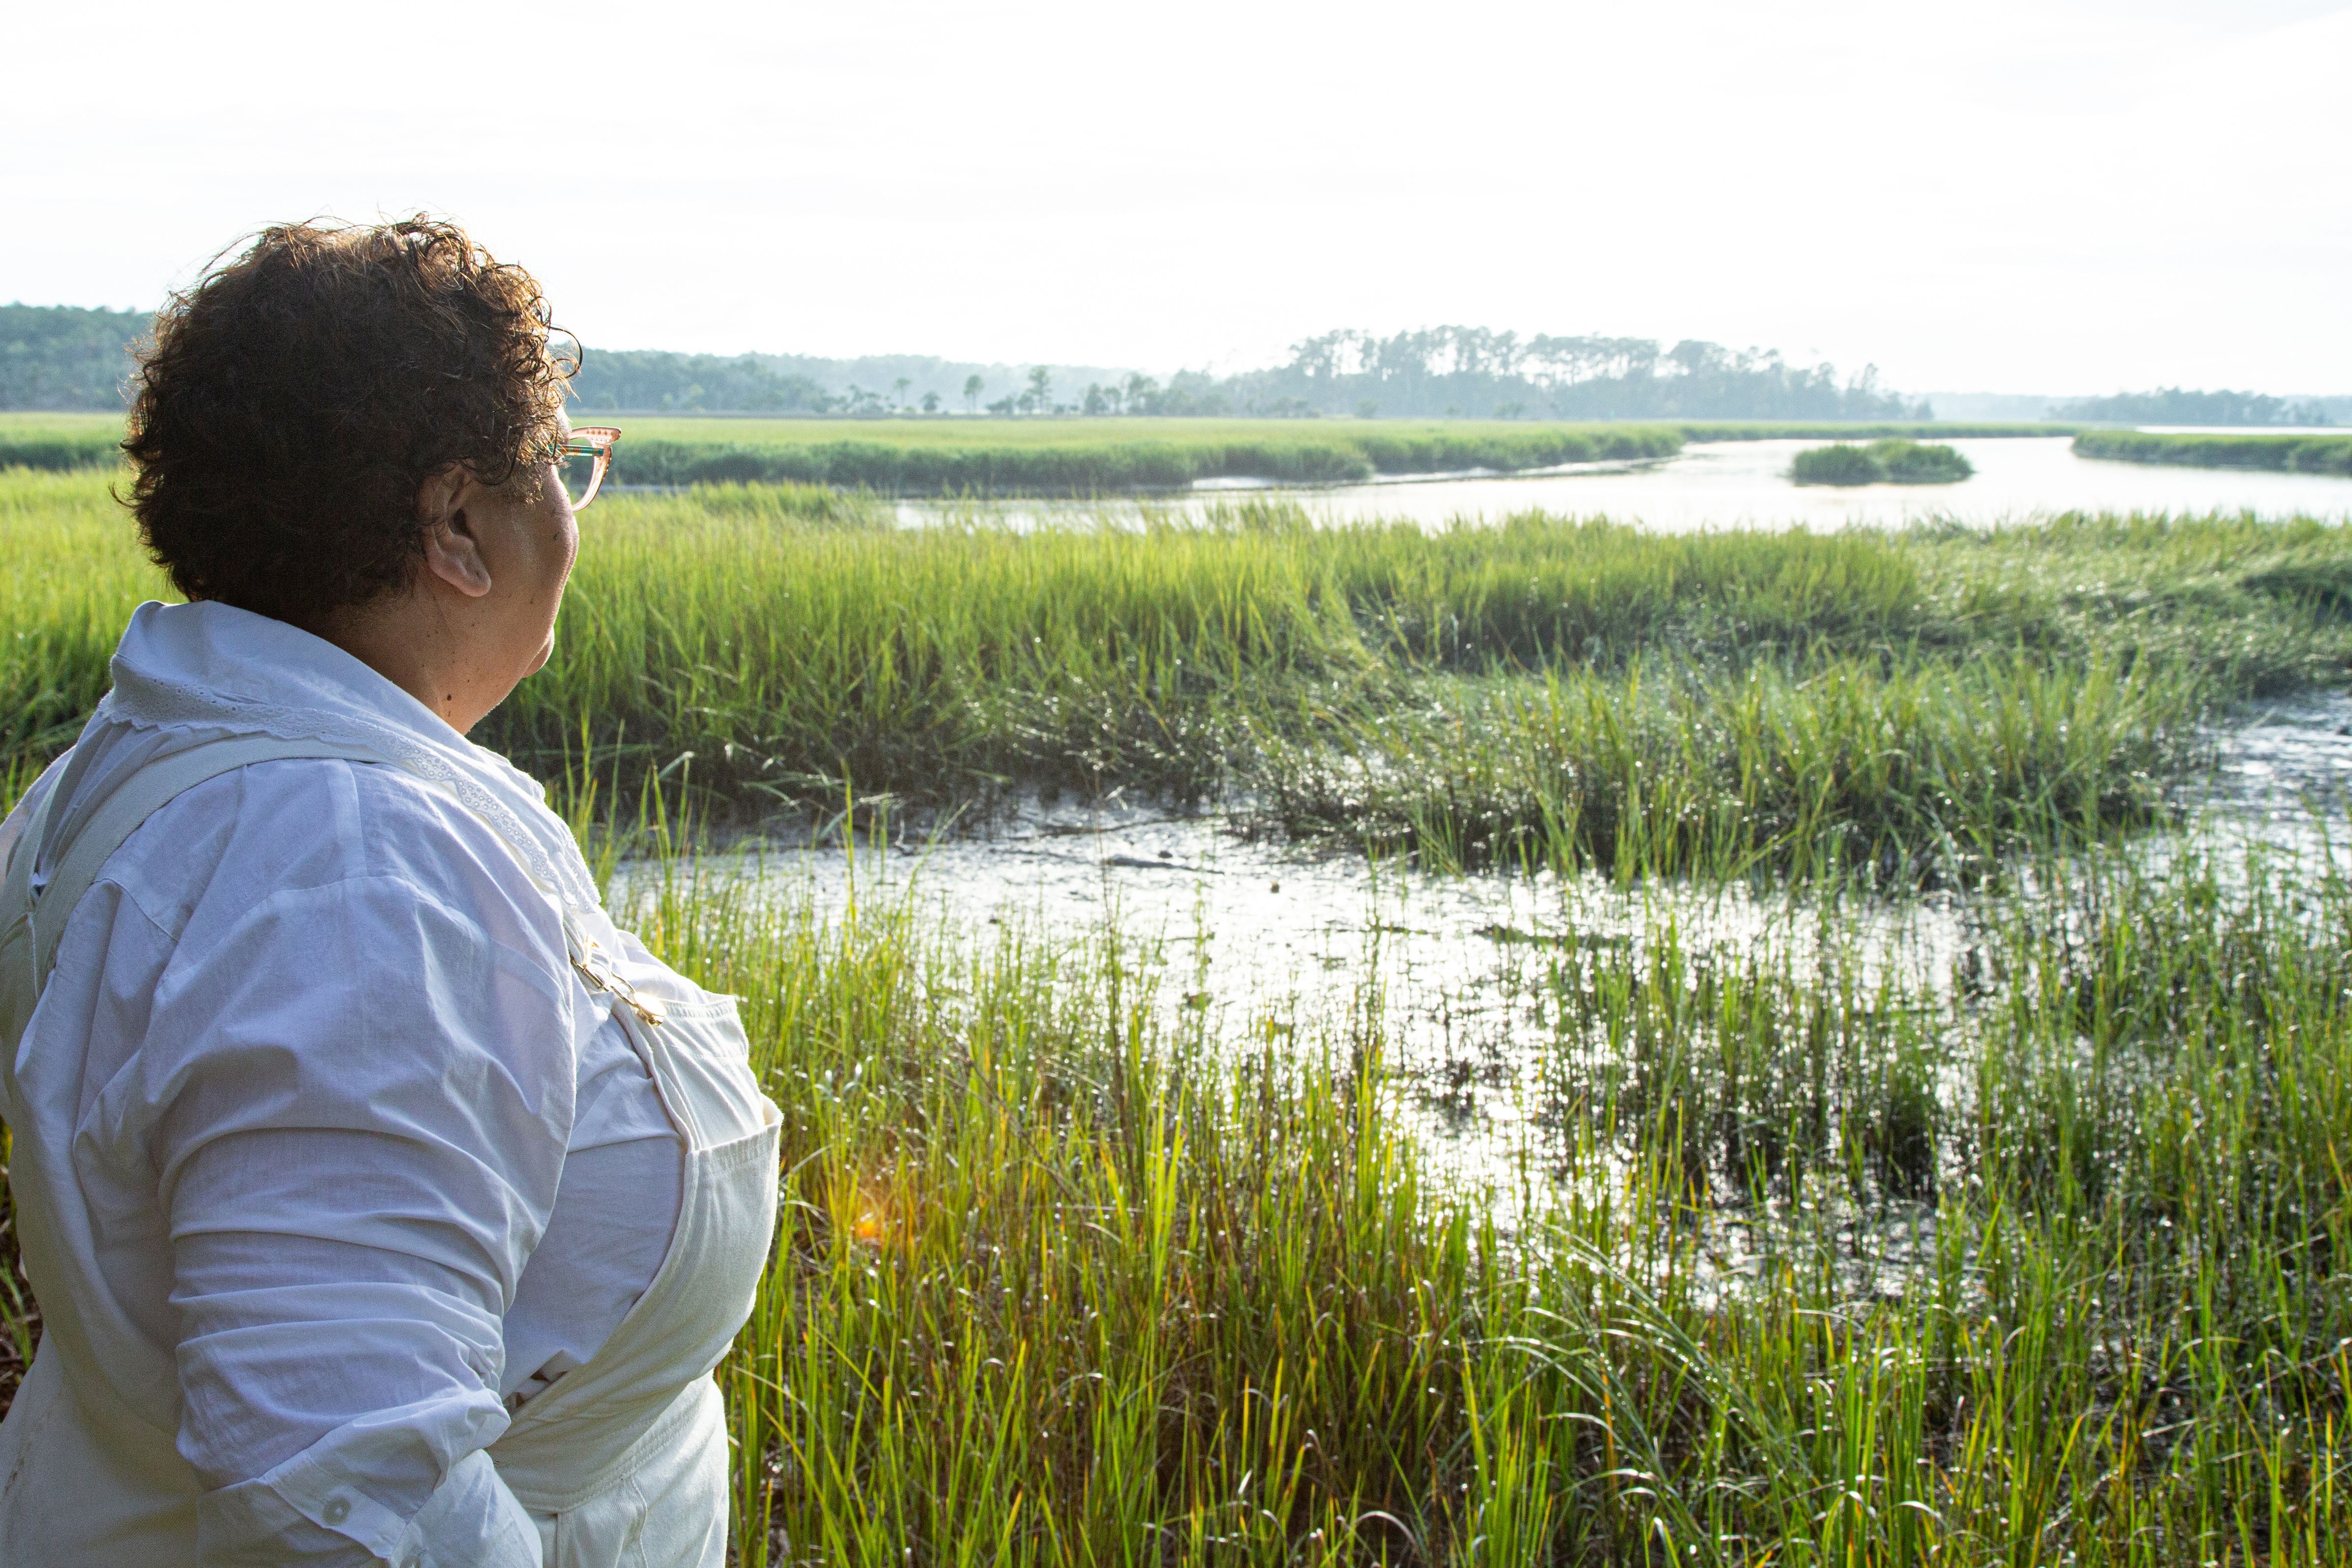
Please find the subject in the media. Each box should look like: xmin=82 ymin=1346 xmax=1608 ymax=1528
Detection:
xmin=8 ymin=303 xmax=2334 ymax=429
xmin=567 ymin=351 xmax=1147 ymax=417
xmin=567 ymin=352 xmax=1244 ymax=420
xmin=1037 ymin=370 xmax=1233 ymax=417
xmin=4 ymin=307 xmax=1937 ymax=422
xmin=567 ymin=350 xmax=837 ymax=413
xmin=2049 ymin=387 xmax=2334 ymax=427
xmin=0 ymin=304 xmax=146 ymax=409
xmin=1212 ymin=327 xmax=1933 ymax=420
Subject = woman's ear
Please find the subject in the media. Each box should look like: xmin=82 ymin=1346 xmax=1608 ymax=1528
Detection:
xmin=416 ymin=465 xmax=495 ymax=599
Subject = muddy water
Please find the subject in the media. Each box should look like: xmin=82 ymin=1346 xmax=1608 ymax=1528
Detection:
xmin=2195 ymin=689 xmax=2352 ymax=837
xmin=897 ymin=436 xmax=2352 ymax=532
xmin=633 ymin=698 xmax=2352 ymax=1199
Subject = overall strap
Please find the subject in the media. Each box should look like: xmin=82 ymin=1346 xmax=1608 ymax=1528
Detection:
xmin=7 ymin=732 xmax=650 ymax=1031
xmin=23 ymin=735 xmax=386 ymax=997
xmin=4 ymin=762 xmax=63 ymax=951
xmin=1 ymin=765 xmax=68 ymax=1058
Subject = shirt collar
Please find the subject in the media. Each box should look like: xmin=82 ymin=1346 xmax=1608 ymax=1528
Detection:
xmin=89 ymin=600 xmax=603 ymax=911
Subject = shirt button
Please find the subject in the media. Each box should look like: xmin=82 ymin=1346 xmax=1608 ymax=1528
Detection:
xmin=322 ymin=1496 xmax=352 ymax=1525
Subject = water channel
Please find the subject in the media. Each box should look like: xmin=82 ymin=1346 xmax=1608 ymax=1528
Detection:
xmin=899 ymin=433 xmax=2352 ymax=532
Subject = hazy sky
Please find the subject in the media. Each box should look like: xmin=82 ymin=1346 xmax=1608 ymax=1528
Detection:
xmin=6 ymin=0 xmax=2347 ymax=394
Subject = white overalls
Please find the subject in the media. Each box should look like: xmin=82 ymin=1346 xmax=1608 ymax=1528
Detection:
xmin=0 ymin=723 xmax=780 ymax=1567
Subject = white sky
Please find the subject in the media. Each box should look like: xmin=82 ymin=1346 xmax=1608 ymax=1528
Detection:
xmin=4 ymin=0 xmax=2347 ymax=394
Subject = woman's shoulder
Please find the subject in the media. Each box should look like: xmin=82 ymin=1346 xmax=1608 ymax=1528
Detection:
xmin=111 ymin=753 xmax=571 ymax=969
xmin=35 ymin=754 xmax=582 ymax=1151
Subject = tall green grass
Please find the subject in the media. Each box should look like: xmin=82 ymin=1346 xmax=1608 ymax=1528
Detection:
xmin=509 ymin=501 xmax=1980 ymax=860
xmin=590 ymin=827 xmax=2351 ymax=1564
xmin=6 ymin=798 xmax=2349 ymax=1556
xmin=9 ymin=470 xmax=2352 ymax=881
xmin=513 ymin=499 xmax=2352 ymax=878
xmin=1253 ymin=651 xmax=2191 ymax=880
xmin=2 ymin=464 xmax=2350 ymax=1556
xmin=0 ymin=470 xmax=168 ymax=758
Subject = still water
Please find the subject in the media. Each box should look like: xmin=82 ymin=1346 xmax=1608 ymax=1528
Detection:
xmin=901 ymin=435 xmax=2352 ymax=531
xmin=660 ymin=692 xmax=2352 ymax=1192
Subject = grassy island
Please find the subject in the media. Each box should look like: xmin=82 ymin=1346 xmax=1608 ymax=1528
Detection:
xmin=1791 ymin=438 xmax=1973 ymax=486
xmin=2075 ymin=429 xmax=2352 ymax=475
xmin=602 ymin=418 xmax=1683 ymax=493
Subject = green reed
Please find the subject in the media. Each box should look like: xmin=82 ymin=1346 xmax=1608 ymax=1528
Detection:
xmin=0 ymin=469 xmax=170 ymax=761
xmin=506 ymin=499 xmax=1948 ymax=832
xmin=1252 ymin=650 xmax=2195 ymax=881
xmin=511 ymin=497 xmax=2352 ymax=881
xmin=3 ymin=463 xmax=2351 ymax=1555
xmin=587 ymin=822 xmax=2352 ymax=1565
xmin=9 ymin=468 xmax=2352 ymax=884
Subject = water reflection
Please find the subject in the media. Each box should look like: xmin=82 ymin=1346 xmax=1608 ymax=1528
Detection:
xmin=633 ymin=691 xmax=2352 ymax=1204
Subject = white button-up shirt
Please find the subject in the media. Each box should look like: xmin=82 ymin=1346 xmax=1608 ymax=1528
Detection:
xmin=0 ymin=602 xmax=680 ymax=1565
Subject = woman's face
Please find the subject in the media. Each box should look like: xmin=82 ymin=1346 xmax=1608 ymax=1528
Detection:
xmin=318 ymin=402 xmax=584 ymax=735
xmin=470 ymin=411 xmax=582 ymax=685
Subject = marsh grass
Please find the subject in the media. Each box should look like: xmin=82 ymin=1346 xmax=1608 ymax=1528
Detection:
xmin=0 ymin=412 xmax=124 ymax=473
xmin=10 ymin=471 xmax=2352 ymax=883
xmin=1252 ymin=651 xmax=2194 ymax=881
xmin=2 ymin=466 xmax=2352 ymax=1557
xmin=499 ymin=501 xmax=1952 ymax=833
xmin=0 ymin=470 xmax=169 ymax=760
xmin=1790 ymin=440 xmax=1972 ymax=487
xmin=605 ymin=422 xmax=1684 ymax=494
xmin=2076 ymin=430 xmax=2352 ymax=477
xmin=512 ymin=499 xmax=2352 ymax=882
xmin=592 ymin=824 xmax=2352 ymax=1565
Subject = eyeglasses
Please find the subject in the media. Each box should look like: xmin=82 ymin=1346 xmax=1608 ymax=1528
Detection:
xmin=551 ymin=426 xmax=621 ymax=511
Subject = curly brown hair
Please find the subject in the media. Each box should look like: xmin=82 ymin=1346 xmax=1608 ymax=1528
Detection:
xmin=124 ymin=217 xmax=576 ymax=623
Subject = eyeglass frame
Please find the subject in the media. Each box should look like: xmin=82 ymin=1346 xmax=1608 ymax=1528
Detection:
xmin=546 ymin=425 xmax=622 ymax=511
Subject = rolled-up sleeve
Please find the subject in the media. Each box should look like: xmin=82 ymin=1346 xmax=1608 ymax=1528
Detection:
xmin=144 ymin=850 xmax=576 ymax=1565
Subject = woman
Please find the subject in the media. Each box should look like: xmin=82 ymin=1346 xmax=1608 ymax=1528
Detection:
xmin=0 ymin=219 xmax=779 ymax=1566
